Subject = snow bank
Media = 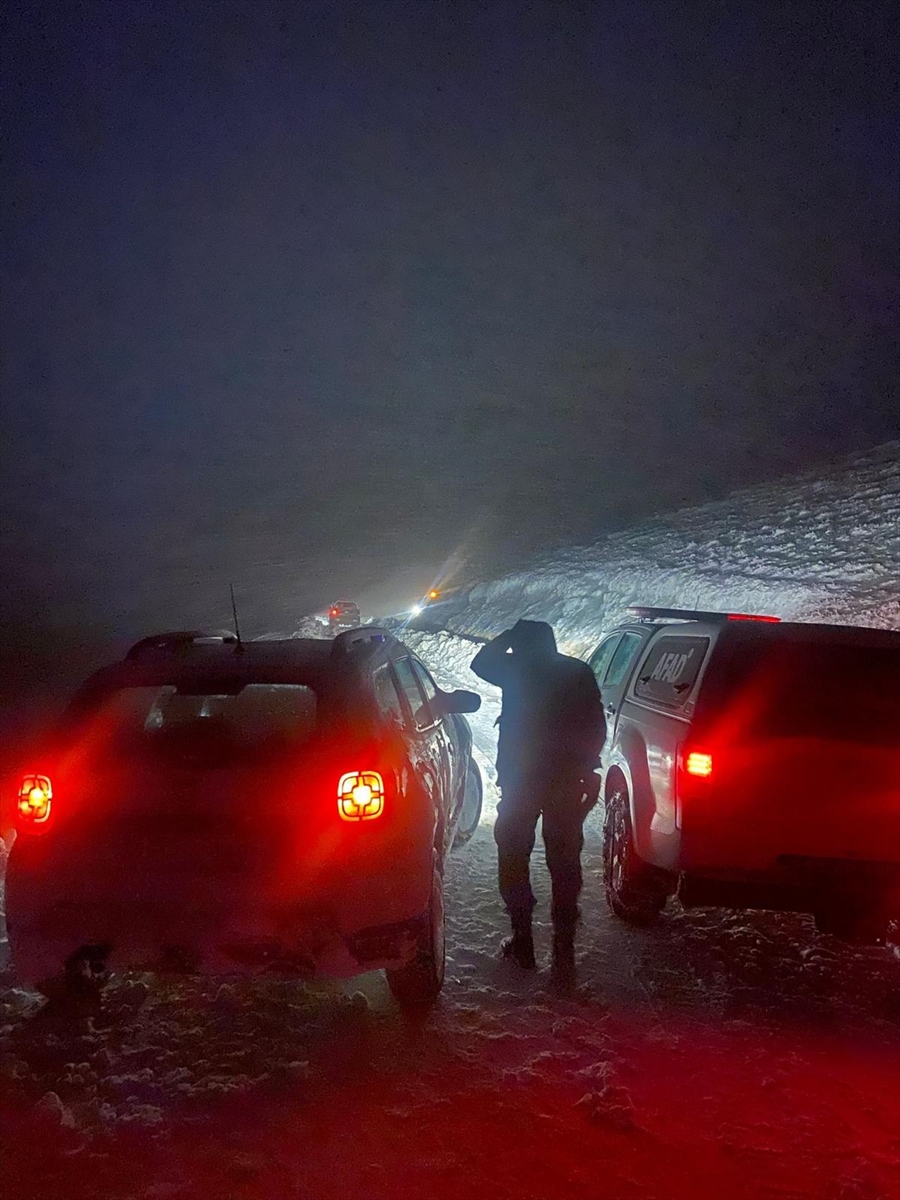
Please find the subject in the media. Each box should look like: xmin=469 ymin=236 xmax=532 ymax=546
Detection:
xmin=405 ymin=445 xmax=899 ymax=818
xmin=443 ymin=442 xmax=900 ymax=655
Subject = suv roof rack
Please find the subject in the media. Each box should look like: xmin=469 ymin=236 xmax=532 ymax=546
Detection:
xmin=627 ymin=606 xmax=780 ymax=624
xmin=125 ymin=630 xmax=238 ymax=661
xmin=330 ymin=626 xmax=395 ymax=657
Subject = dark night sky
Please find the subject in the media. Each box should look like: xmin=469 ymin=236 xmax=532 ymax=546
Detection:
xmin=2 ymin=0 xmax=898 ymax=652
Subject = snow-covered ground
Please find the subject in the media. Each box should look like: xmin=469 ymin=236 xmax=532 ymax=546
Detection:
xmin=2 ymin=444 xmax=899 ymax=1199
xmin=2 ymin=812 xmax=898 ymax=1200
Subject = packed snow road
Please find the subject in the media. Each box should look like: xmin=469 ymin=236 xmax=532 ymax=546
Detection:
xmin=2 ymin=630 xmax=899 ymax=1200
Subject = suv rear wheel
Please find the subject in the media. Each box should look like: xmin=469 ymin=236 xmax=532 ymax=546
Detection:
xmin=386 ymin=861 xmax=446 ymax=1005
xmin=603 ymin=782 xmax=669 ymax=925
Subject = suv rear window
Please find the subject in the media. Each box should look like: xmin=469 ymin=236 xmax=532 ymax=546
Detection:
xmin=633 ymin=636 xmax=710 ymax=709
xmin=91 ymin=683 xmax=319 ymax=763
xmin=701 ymin=640 xmax=900 ymax=743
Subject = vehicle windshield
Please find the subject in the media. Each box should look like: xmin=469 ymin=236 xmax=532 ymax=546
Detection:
xmin=700 ymin=639 xmax=900 ymax=744
xmin=87 ymin=682 xmax=320 ymax=767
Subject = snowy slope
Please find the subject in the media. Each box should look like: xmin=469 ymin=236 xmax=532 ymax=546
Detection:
xmin=443 ymin=441 xmax=900 ymax=655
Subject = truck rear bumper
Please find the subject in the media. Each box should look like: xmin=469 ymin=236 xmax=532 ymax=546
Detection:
xmin=679 ymin=855 xmax=900 ymax=917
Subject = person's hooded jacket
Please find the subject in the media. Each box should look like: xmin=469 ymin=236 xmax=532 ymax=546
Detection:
xmin=471 ymin=620 xmax=605 ymax=791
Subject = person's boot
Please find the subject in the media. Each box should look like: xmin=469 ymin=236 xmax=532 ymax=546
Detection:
xmin=500 ymin=914 xmax=536 ymax=969
xmin=550 ymin=922 xmax=577 ymax=990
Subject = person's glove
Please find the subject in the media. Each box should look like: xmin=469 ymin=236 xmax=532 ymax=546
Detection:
xmin=580 ymin=772 xmax=602 ymax=820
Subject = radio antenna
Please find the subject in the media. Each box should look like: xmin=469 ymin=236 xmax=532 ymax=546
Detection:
xmin=229 ymin=583 xmax=245 ymax=652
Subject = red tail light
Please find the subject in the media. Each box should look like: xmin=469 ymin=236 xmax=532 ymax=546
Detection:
xmin=337 ymin=771 xmax=385 ymax=821
xmin=684 ymin=751 xmax=713 ymax=778
xmin=726 ymin=613 xmax=780 ymax=623
xmin=677 ymin=749 xmax=713 ymax=829
xmin=17 ymin=774 xmax=53 ymax=825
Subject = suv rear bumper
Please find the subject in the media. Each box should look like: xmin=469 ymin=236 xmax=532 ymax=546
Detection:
xmin=5 ymin=830 xmax=432 ymax=986
xmin=7 ymin=901 xmax=427 ymax=987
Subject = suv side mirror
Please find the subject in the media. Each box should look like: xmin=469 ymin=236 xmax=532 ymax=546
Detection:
xmin=433 ymin=689 xmax=482 ymax=716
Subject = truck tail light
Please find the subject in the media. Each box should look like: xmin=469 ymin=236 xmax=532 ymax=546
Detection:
xmin=684 ymin=751 xmax=713 ymax=778
xmin=17 ymin=774 xmax=53 ymax=825
xmin=676 ymin=747 xmax=714 ymax=830
xmin=337 ymin=771 xmax=385 ymax=821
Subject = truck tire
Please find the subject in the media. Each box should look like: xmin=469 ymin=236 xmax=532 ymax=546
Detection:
xmin=603 ymin=782 xmax=668 ymax=926
xmin=386 ymin=862 xmax=446 ymax=1005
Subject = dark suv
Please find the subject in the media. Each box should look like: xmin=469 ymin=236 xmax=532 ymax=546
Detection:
xmin=587 ymin=608 xmax=900 ymax=942
xmin=5 ymin=627 xmax=484 ymax=1004
xmin=328 ymin=601 xmax=361 ymax=632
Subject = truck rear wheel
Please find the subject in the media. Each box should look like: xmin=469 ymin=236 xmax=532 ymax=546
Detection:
xmin=603 ymin=782 xmax=669 ymax=926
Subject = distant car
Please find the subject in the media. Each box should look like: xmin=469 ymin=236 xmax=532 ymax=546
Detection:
xmin=586 ymin=608 xmax=900 ymax=943
xmin=328 ymin=600 xmax=361 ymax=631
xmin=5 ymin=627 xmax=483 ymax=1004
xmin=410 ymin=589 xmax=441 ymax=617
xmin=408 ymin=585 xmax=469 ymax=627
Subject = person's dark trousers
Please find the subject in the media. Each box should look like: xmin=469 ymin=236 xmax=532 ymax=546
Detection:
xmin=494 ymin=773 xmax=585 ymax=930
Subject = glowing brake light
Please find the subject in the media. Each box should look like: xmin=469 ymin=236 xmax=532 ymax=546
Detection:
xmin=337 ymin=771 xmax=385 ymax=821
xmin=726 ymin=613 xmax=780 ymax=623
xmin=18 ymin=774 xmax=53 ymax=824
xmin=684 ymin=752 xmax=713 ymax=778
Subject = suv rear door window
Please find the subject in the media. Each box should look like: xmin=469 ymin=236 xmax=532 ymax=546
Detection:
xmin=373 ymin=664 xmax=405 ymax=725
xmin=393 ymin=658 xmax=434 ymax=730
xmin=633 ymin=636 xmax=710 ymax=709
xmin=410 ymin=661 xmax=439 ymax=704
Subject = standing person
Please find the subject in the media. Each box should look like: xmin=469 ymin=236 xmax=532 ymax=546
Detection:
xmin=471 ymin=620 xmax=605 ymax=979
